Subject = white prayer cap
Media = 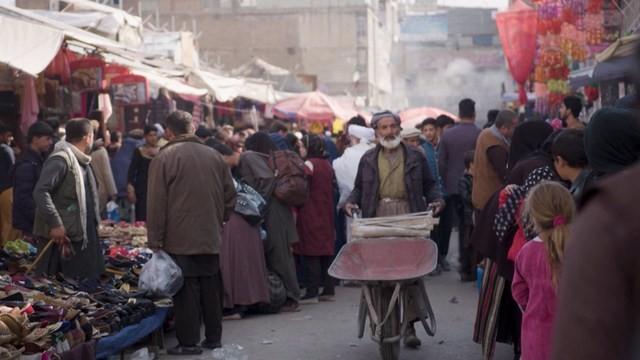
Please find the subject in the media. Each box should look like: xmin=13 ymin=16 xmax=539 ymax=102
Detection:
xmin=400 ymin=127 xmax=421 ymax=139
xmin=154 ymin=123 xmax=165 ymax=137
xmin=348 ymin=125 xmax=375 ymax=142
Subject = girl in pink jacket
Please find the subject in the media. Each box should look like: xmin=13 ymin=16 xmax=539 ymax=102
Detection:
xmin=512 ymin=181 xmax=575 ymax=360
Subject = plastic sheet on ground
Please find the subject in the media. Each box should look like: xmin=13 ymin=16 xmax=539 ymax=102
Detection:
xmin=96 ymin=307 xmax=169 ymax=359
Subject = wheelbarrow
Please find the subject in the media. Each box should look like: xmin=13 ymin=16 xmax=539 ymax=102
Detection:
xmin=329 ymin=237 xmax=438 ymax=360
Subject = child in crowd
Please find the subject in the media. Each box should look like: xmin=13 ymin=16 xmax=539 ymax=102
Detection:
xmin=512 ymin=181 xmax=575 ymax=360
xmin=457 ymin=150 xmax=475 ymax=282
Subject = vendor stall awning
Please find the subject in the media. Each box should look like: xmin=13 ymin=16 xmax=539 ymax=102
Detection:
xmin=595 ymin=34 xmax=640 ymax=63
xmin=0 ymin=4 xmax=126 ymax=51
xmin=569 ymin=64 xmax=595 ymax=89
xmin=0 ymin=14 xmax=64 ymax=76
xmin=194 ymin=69 xmax=294 ymax=104
xmin=131 ymin=69 xmax=208 ymax=97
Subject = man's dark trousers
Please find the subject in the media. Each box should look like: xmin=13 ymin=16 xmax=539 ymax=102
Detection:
xmin=172 ymin=255 xmax=223 ymax=347
xmin=436 ymin=194 xmax=461 ymax=260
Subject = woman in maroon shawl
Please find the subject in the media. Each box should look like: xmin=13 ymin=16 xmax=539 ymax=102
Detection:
xmin=295 ymin=134 xmax=337 ymax=304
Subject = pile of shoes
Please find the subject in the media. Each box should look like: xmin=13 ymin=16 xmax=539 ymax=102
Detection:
xmin=0 ymin=274 xmax=159 ymax=357
xmin=99 ymin=222 xmax=147 ymax=247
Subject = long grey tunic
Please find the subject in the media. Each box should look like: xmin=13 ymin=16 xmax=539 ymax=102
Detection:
xmin=34 ymin=157 xmax=105 ymax=279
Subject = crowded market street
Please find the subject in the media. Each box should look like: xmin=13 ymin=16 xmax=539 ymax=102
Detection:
xmin=1 ymin=0 xmax=640 ymax=359
xmin=169 ymin=241 xmax=513 ymax=360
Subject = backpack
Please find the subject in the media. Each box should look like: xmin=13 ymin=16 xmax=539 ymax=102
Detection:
xmin=267 ymin=150 xmax=309 ymax=207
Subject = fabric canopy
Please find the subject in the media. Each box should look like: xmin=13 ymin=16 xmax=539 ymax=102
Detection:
xmin=193 ymin=70 xmax=294 ymax=104
xmin=398 ymin=107 xmax=458 ymax=129
xmin=193 ymin=70 xmax=245 ymax=102
xmin=33 ymin=10 xmax=128 ymax=36
xmin=0 ymin=5 xmax=125 ymax=51
xmin=595 ymin=34 xmax=640 ymax=63
xmin=61 ymin=0 xmax=142 ymax=28
xmin=273 ymin=91 xmax=358 ymax=124
xmin=131 ymin=68 xmax=207 ymax=97
xmin=0 ymin=14 xmax=64 ymax=76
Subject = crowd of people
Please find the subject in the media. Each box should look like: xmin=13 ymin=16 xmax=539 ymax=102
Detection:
xmin=0 ymin=53 xmax=639 ymax=357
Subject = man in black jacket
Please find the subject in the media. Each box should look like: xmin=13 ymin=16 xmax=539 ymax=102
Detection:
xmin=12 ymin=122 xmax=54 ymax=236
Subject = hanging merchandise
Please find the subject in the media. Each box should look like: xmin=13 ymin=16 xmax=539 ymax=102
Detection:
xmin=98 ymin=93 xmax=113 ymax=123
xmin=70 ymin=57 xmax=105 ymax=92
xmin=103 ymin=64 xmax=130 ymax=87
xmin=533 ymin=0 xmax=605 ymax=116
xmin=44 ymin=47 xmax=77 ymax=85
xmin=111 ymin=74 xmax=148 ymax=105
xmin=496 ymin=0 xmax=538 ymax=106
xmin=20 ymin=74 xmax=39 ymax=135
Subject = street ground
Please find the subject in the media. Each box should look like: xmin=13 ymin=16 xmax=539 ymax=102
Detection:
xmin=161 ymin=237 xmax=515 ymax=360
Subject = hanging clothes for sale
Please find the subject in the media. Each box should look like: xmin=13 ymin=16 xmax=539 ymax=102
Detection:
xmin=20 ymin=75 xmax=39 ymax=135
xmin=45 ymin=47 xmax=76 ymax=85
xmin=98 ymin=93 xmax=113 ymax=123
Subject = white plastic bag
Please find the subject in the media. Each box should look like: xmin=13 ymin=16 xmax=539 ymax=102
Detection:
xmin=138 ymin=250 xmax=183 ymax=297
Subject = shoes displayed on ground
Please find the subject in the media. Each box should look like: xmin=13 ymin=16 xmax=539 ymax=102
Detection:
xmin=167 ymin=345 xmax=203 ymax=356
xmin=403 ymin=326 xmax=422 ymax=349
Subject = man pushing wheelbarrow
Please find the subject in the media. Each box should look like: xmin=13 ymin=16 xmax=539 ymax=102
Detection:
xmin=341 ymin=111 xmax=445 ymax=358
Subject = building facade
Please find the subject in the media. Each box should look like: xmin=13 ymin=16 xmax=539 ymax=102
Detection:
xmin=123 ymin=0 xmax=401 ymax=108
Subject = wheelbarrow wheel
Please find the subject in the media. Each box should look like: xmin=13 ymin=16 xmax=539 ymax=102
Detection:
xmin=376 ymin=286 xmax=400 ymax=360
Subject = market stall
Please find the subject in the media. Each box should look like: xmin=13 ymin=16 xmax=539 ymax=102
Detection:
xmin=272 ymin=91 xmax=358 ymax=132
xmin=0 ymin=221 xmax=168 ymax=360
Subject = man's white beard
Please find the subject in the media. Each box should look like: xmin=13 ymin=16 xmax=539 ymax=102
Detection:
xmin=379 ymin=135 xmax=401 ymax=150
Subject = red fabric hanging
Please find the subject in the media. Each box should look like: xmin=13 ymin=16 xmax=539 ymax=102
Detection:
xmin=496 ymin=0 xmax=538 ymax=106
xmin=44 ymin=47 xmax=77 ymax=84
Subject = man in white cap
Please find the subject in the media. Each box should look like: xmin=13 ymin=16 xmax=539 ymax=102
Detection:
xmin=400 ymin=127 xmax=423 ymax=151
xmin=333 ymin=124 xmax=375 ymax=243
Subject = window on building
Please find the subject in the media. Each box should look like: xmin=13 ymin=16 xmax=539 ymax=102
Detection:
xmin=356 ymin=47 xmax=367 ymax=72
xmin=201 ymin=0 xmax=221 ymax=9
xmin=141 ymin=0 xmax=159 ymax=12
xmin=356 ymin=14 xmax=367 ymax=38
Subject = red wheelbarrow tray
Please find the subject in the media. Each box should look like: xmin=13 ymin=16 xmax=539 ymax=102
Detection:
xmin=329 ymin=238 xmax=438 ymax=282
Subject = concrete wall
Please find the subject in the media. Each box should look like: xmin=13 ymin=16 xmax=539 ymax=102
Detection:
xmin=145 ymin=3 xmax=395 ymax=106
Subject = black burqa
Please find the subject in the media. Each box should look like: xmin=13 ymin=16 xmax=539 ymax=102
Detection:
xmin=507 ymin=120 xmax=554 ymax=171
xmin=585 ymin=107 xmax=640 ymax=177
xmin=245 ymin=132 xmax=277 ymax=155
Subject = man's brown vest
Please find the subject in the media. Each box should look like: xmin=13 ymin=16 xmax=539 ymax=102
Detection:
xmin=472 ymin=129 xmax=509 ymax=210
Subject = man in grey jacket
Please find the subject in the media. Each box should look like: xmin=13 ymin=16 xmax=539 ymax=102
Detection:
xmin=147 ymin=110 xmax=236 ymax=356
xmin=33 ymin=118 xmax=104 ymax=279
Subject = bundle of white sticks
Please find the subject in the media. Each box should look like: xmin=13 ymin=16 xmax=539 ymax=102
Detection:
xmin=351 ymin=211 xmax=439 ymax=239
